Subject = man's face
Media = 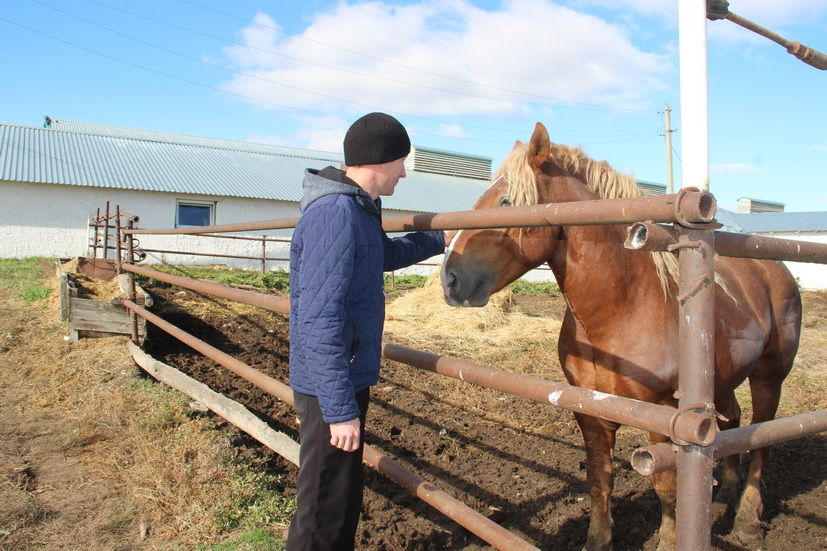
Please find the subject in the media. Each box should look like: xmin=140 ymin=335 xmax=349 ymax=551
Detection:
xmin=373 ymin=157 xmax=407 ymax=196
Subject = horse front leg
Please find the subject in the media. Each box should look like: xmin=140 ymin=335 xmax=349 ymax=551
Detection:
xmin=712 ymin=392 xmax=742 ymax=520
xmin=647 ymin=431 xmax=676 ymax=551
xmin=574 ymin=412 xmax=618 ymax=551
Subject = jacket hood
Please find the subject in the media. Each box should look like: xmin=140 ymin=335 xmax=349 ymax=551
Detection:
xmin=301 ymin=167 xmax=381 ymax=215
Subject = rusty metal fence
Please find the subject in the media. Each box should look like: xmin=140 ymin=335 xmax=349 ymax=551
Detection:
xmin=100 ymin=189 xmax=827 ymax=551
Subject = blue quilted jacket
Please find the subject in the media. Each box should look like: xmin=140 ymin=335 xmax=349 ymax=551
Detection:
xmin=289 ymin=167 xmax=445 ymax=423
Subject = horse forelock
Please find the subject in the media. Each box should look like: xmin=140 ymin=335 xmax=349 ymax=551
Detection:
xmin=492 ymin=138 xmax=679 ymax=297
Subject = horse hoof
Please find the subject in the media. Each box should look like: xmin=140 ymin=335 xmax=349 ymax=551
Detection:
xmin=732 ymin=521 xmax=763 ymax=547
xmin=711 ymin=500 xmax=729 ymax=521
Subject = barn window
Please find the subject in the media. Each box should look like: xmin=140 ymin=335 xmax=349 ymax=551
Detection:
xmin=175 ymin=201 xmax=214 ymax=228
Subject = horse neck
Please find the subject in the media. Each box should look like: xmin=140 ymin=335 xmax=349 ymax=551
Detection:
xmin=543 ymin=178 xmax=668 ymax=322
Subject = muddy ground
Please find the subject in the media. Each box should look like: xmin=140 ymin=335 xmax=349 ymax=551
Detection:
xmin=142 ymin=283 xmax=827 ymax=551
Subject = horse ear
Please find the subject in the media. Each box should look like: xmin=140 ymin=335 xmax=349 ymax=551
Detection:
xmin=528 ymin=122 xmax=550 ymax=170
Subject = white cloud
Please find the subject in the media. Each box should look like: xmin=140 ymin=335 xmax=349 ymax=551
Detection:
xmin=436 ymin=123 xmax=469 ymax=138
xmin=809 ymin=143 xmax=827 ymax=152
xmin=292 ymin=116 xmax=350 ymax=153
xmin=711 ymin=163 xmax=763 ymax=175
xmin=573 ymin=0 xmax=676 ymax=22
xmin=218 ymin=0 xmax=671 ymax=120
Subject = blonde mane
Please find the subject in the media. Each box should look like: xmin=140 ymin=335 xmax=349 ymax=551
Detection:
xmin=493 ymin=142 xmax=678 ymax=296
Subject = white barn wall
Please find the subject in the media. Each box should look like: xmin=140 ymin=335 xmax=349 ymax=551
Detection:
xmin=1 ymin=180 xmax=450 ymax=273
xmin=11 ymin=179 xmax=819 ymax=289
xmin=1 ymin=180 xmax=299 ymax=269
xmin=759 ymin=233 xmax=827 ymax=290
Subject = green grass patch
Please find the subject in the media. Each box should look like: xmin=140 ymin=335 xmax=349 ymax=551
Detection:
xmin=196 ymin=528 xmax=285 ymax=551
xmin=137 ymin=265 xmax=561 ymax=300
xmin=0 ymin=258 xmax=54 ymax=303
xmin=210 ymin=465 xmax=296 ymax=533
xmin=139 ymin=265 xmax=290 ymax=292
xmin=507 ymin=279 xmax=560 ymax=295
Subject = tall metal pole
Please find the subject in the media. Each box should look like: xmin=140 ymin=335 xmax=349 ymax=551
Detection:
xmin=675 ymin=227 xmax=716 ymax=551
xmin=103 ymin=201 xmax=110 ymax=260
xmin=676 ymin=1 xmax=714 ymax=549
xmin=664 ymin=104 xmax=675 ymax=194
xmin=125 ymin=219 xmax=139 ymax=343
xmin=115 ymin=205 xmax=123 ymax=273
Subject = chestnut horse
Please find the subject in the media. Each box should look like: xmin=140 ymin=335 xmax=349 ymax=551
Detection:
xmin=441 ymin=123 xmax=801 ymax=551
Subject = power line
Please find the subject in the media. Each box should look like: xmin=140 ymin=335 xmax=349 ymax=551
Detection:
xmin=0 ymin=14 xmax=518 ymax=145
xmin=0 ymin=15 xmax=348 ymax=123
xmin=19 ymin=2 xmax=540 ymax=136
xmin=176 ymin=0 xmax=652 ymax=114
xmin=82 ymin=0 xmax=642 ymax=116
xmin=11 ymin=4 xmax=664 ymax=144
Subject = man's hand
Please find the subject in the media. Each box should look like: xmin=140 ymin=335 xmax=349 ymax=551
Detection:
xmin=329 ymin=418 xmax=360 ymax=452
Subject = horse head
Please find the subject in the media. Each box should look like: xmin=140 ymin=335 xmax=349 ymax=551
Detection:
xmin=441 ymin=123 xmax=563 ymax=306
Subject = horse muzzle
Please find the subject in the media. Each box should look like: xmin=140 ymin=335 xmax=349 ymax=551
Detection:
xmin=441 ymin=265 xmax=494 ymax=307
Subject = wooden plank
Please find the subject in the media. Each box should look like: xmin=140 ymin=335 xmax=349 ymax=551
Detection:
xmin=69 ymin=297 xmax=146 ymax=337
xmin=128 ymin=342 xmax=299 ymax=466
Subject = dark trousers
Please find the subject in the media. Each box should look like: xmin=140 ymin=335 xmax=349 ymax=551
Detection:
xmin=287 ymin=389 xmax=370 ymax=551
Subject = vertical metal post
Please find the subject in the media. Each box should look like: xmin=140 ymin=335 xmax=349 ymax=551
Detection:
xmin=103 ymin=201 xmax=110 ymax=260
xmin=664 ymin=104 xmax=674 ymax=194
xmin=261 ymin=235 xmax=266 ymax=273
xmin=676 ymin=2 xmax=714 ymax=545
xmin=115 ymin=205 xmax=122 ymax=273
xmin=126 ymin=219 xmax=139 ymax=343
xmin=675 ymin=226 xmax=716 ymax=551
xmin=93 ymin=208 xmax=101 ymax=259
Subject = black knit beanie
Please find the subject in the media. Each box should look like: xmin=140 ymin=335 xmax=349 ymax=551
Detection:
xmin=343 ymin=112 xmax=411 ymax=166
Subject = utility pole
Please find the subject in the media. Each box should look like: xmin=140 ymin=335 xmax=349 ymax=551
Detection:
xmin=664 ymin=104 xmax=675 ymax=194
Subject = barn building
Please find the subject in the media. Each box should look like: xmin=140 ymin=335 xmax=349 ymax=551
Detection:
xmin=0 ymin=117 xmax=493 ymax=274
xmin=1 ymin=118 xmax=825 ymax=287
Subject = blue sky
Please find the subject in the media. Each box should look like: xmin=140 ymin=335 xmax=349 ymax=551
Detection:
xmin=2 ymin=0 xmax=825 ymax=212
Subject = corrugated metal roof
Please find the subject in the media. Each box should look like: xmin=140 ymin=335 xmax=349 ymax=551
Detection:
xmin=45 ymin=117 xmax=337 ymax=158
xmin=1 ymin=120 xmax=492 ymax=213
xmin=637 ymin=180 xmax=667 ymax=196
xmin=718 ymin=209 xmax=827 ymax=233
xmin=409 ymin=145 xmax=491 ymax=180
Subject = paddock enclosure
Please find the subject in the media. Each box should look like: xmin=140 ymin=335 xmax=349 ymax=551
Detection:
xmin=67 ymin=8 xmax=827 ymax=548
xmin=68 ymin=182 xmax=827 ymax=551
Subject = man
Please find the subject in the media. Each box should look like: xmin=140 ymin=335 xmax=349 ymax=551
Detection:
xmin=287 ymin=112 xmax=445 ymax=550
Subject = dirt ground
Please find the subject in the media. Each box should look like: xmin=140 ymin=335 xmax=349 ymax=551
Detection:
xmin=136 ymin=283 xmax=827 ymax=551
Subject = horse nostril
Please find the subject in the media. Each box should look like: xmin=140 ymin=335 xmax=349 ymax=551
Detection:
xmin=442 ymin=269 xmax=458 ymax=291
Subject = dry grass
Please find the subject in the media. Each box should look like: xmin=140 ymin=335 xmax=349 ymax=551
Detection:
xmin=0 ymin=268 xmax=292 ymax=551
xmin=152 ymin=286 xmax=274 ymax=319
xmin=383 ymin=275 xmax=564 ymax=432
xmin=385 ymin=275 xmax=561 ymax=361
xmin=58 ymin=259 xmax=123 ymax=302
xmin=4 ymin=262 xmax=824 ymax=550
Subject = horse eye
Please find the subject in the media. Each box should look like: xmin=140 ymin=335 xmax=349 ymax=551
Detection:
xmin=498 ymin=197 xmax=511 ymax=207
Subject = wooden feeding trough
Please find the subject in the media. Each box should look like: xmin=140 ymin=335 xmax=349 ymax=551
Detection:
xmin=58 ymin=258 xmax=149 ymax=341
